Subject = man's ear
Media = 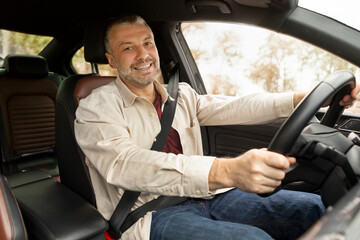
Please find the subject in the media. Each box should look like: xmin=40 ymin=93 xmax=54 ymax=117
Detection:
xmin=105 ymin=53 xmax=116 ymax=69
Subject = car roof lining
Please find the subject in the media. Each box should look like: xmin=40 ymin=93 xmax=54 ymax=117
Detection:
xmin=0 ymin=0 xmax=296 ymax=36
xmin=281 ymin=7 xmax=360 ymax=67
xmin=2 ymin=0 xmax=360 ymax=69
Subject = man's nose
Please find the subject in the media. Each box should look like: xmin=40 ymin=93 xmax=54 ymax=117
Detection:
xmin=136 ymin=46 xmax=149 ymax=60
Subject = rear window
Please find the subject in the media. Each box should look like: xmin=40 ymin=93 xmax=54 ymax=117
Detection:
xmin=0 ymin=29 xmax=52 ymax=65
xmin=72 ymin=47 xmax=118 ymax=76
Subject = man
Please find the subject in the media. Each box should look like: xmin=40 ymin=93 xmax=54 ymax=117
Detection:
xmin=75 ymin=15 xmax=359 ymax=240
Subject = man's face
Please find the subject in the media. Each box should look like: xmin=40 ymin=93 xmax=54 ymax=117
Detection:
xmin=105 ymin=24 xmax=161 ymax=87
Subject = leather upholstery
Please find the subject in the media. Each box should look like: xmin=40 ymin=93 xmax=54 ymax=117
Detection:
xmin=3 ymin=54 xmax=48 ymax=78
xmin=0 ymin=54 xmax=61 ymax=176
xmin=56 ymin=75 xmax=115 ymax=206
xmin=56 ymin=19 xmax=115 ymax=206
xmin=9 ymin=173 xmax=108 ymax=240
xmin=0 ymin=174 xmax=27 ymax=240
xmin=0 ymin=77 xmax=57 ymax=157
xmin=75 ymin=75 xmax=116 ymax=104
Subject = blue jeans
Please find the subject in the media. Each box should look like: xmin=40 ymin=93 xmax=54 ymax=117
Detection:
xmin=150 ymin=189 xmax=325 ymax=240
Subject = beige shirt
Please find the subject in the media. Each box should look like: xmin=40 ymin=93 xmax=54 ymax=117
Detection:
xmin=74 ymin=77 xmax=295 ymax=239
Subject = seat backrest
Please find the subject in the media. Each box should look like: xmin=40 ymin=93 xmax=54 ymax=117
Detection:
xmin=55 ymin=19 xmax=115 ymax=206
xmin=56 ymin=75 xmax=115 ymax=206
xmin=0 ymin=54 xmax=63 ymax=176
xmin=0 ymin=173 xmax=28 ymax=240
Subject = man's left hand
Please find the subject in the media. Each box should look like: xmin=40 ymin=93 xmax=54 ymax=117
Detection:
xmin=294 ymin=83 xmax=360 ymax=109
xmin=340 ymin=83 xmax=360 ymax=108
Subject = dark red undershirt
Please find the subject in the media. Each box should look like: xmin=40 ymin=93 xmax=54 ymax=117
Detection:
xmin=153 ymin=90 xmax=183 ymax=154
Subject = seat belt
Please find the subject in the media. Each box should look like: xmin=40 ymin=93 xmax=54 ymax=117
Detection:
xmin=108 ymin=65 xmax=188 ymax=239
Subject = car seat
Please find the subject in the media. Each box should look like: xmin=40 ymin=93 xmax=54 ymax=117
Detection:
xmin=56 ymin=20 xmax=115 ymax=206
xmin=0 ymin=173 xmax=27 ymax=240
xmin=0 ymin=54 xmax=62 ymax=178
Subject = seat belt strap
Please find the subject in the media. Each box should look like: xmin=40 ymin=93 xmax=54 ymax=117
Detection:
xmin=107 ymin=190 xmax=140 ymax=238
xmin=108 ymin=66 xmax=187 ymax=239
xmin=150 ymin=65 xmax=179 ymax=152
xmin=120 ymin=195 xmax=188 ymax=233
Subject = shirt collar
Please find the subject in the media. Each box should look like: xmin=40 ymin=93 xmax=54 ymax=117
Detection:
xmin=115 ymin=76 xmax=171 ymax=108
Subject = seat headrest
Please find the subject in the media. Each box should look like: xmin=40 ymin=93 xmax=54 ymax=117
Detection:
xmin=84 ymin=20 xmax=109 ymax=64
xmin=3 ymin=54 xmax=49 ymax=78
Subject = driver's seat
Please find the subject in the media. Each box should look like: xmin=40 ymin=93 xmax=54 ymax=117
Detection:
xmin=55 ymin=20 xmax=114 ymax=206
xmin=56 ymin=74 xmax=115 ymax=205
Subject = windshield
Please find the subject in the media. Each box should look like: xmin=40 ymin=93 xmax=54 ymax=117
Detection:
xmin=299 ymin=0 xmax=360 ymax=31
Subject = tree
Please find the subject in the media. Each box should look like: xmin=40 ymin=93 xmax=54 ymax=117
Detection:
xmin=300 ymin=45 xmax=358 ymax=82
xmin=248 ymin=33 xmax=299 ymax=92
xmin=211 ymin=31 xmax=243 ymax=67
xmin=182 ymin=23 xmax=245 ymax=95
xmin=208 ymin=74 xmax=237 ymax=96
xmin=248 ymin=31 xmax=359 ymax=93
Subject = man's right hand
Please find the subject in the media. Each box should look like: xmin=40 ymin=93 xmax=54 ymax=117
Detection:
xmin=208 ymin=148 xmax=296 ymax=194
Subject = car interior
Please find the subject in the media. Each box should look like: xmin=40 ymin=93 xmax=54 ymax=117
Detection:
xmin=1 ymin=0 xmax=360 ymax=239
xmin=0 ymin=173 xmax=27 ymax=240
xmin=0 ymin=54 xmax=61 ymax=177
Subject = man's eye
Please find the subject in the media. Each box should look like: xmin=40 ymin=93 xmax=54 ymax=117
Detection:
xmin=145 ymin=42 xmax=152 ymax=46
xmin=124 ymin=47 xmax=132 ymax=51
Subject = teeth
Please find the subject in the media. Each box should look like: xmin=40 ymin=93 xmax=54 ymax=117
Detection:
xmin=135 ymin=64 xmax=151 ymax=70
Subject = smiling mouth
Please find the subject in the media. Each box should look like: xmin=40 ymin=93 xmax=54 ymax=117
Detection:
xmin=134 ymin=63 xmax=151 ymax=70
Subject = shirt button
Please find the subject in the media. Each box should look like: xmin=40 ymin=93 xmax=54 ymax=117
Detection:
xmin=195 ymin=190 xmax=201 ymax=195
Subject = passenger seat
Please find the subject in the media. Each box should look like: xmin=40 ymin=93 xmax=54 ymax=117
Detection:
xmin=0 ymin=54 xmax=62 ymax=178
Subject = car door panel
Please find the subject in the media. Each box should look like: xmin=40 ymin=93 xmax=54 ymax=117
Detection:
xmin=204 ymin=113 xmax=360 ymax=158
xmin=204 ymin=117 xmax=286 ymax=157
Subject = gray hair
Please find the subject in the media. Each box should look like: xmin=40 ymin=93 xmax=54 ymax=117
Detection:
xmin=104 ymin=15 xmax=152 ymax=55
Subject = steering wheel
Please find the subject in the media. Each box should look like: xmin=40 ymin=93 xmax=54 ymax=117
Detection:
xmin=261 ymin=70 xmax=357 ymax=205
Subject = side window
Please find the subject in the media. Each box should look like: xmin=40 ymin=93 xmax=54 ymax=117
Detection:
xmin=0 ymin=29 xmax=52 ymax=64
xmin=182 ymin=22 xmax=360 ymax=114
xmin=98 ymin=64 xmax=118 ymax=76
xmin=72 ymin=47 xmax=92 ymax=74
xmin=72 ymin=47 xmax=118 ymax=76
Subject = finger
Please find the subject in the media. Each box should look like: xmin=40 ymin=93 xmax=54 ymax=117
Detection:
xmin=340 ymin=99 xmax=355 ymax=107
xmin=252 ymin=182 xmax=280 ymax=194
xmin=262 ymin=157 xmax=296 ymax=181
xmin=287 ymin=156 xmax=296 ymax=165
xmin=351 ymin=83 xmax=360 ymax=98
xmin=263 ymin=151 xmax=290 ymax=170
xmin=263 ymin=178 xmax=282 ymax=188
xmin=339 ymin=83 xmax=360 ymax=106
xmin=342 ymin=95 xmax=351 ymax=102
xmin=260 ymin=163 xmax=286 ymax=181
xmin=340 ymin=95 xmax=356 ymax=107
xmin=243 ymin=176 xmax=280 ymax=193
xmin=262 ymin=149 xmax=296 ymax=165
xmin=344 ymin=103 xmax=355 ymax=109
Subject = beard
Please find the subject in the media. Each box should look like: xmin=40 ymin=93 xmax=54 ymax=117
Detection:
xmin=115 ymin=58 xmax=161 ymax=87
